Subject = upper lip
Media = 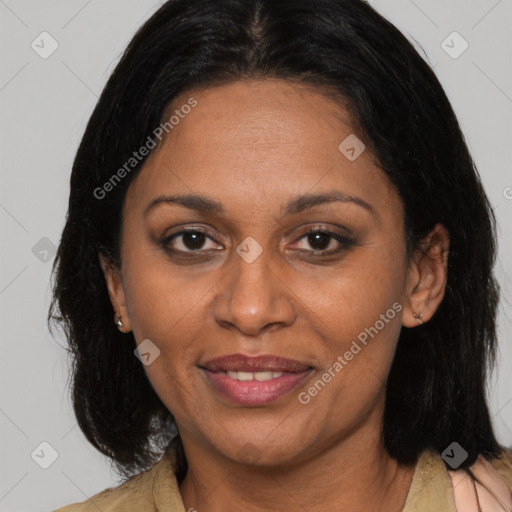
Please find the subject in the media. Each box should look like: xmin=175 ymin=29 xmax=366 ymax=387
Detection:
xmin=200 ymin=354 xmax=312 ymax=373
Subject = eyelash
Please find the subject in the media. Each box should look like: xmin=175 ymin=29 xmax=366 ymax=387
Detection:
xmin=161 ymin=227 xmax=355 ymax=258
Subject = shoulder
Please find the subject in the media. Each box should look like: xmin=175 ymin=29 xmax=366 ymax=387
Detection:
xmin=489 ymin=447 xmax=512 ymax=491
xmin=52 ymin=455 xmax=169 ymax=512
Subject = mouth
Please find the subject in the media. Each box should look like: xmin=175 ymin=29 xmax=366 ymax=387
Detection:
xmin=199 ymin=354 xmax=314 ymax=406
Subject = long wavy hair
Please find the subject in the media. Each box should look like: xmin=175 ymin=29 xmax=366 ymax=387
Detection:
xmin=48 ymin=0 xmax=503 ymax=483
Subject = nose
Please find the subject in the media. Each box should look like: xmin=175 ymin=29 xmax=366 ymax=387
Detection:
xmin=213 ymin=251 xmax=297 ymax=337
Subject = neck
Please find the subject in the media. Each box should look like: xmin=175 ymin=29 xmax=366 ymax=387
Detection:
xmin=178 ymin=415 xmax=416 ymax=512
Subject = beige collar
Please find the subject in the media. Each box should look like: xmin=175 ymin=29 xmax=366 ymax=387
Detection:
xmin=402 ymin=448 xmax=458 ymax=512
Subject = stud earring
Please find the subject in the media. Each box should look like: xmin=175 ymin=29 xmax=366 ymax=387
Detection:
xmin=115 ymin=315 xmax=124 ymax=328
xmin=413 ymin=311 xmax=424 ymax=325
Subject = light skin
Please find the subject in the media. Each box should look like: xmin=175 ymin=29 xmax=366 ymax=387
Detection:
xmin=100 ymin=78 xmax=449 ymax=512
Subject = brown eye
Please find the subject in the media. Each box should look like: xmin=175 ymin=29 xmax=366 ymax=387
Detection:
xmin=163 ymin=229 xmax=222 ymax=253
xmin=292 ymin=229 xmax=354 ymax=255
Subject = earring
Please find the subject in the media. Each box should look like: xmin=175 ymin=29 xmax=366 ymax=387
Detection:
xmin=413 ymin=311 xmax=424 ymax=325
xmin=115 ymin=315 xmax=124 ymax=328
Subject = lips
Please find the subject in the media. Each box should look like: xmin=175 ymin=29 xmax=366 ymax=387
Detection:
xmin=200 ymin=354 xmax=311 ymax=373
xmin=199 ymin=354 xmax=313 ymax=406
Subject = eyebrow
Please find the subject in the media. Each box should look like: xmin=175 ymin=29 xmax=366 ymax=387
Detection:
xmin=143 ymin=190 xmax=377 ymax=219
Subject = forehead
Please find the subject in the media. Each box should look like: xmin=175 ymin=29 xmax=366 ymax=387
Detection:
xmin=124 ymin=79 xmax=400 ymax=221
xmin=162 ymin=79 xmax=359 ymax=166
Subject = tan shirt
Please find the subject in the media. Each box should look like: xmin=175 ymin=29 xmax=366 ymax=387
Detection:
xmin=53 ymin=448 xmax=512 ymax=511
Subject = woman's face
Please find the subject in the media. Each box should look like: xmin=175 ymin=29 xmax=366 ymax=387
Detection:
xmin=102 ymin=79 xmax=441 ymax=466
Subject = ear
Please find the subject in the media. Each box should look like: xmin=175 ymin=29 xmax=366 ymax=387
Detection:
xmin=98 ymin=253 xmax=132 ymax=333
xmin=402 ymin=223 xmax=450 ymax=328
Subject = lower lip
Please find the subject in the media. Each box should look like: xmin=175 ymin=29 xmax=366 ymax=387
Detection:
xmin=201 ymin=369 xmax=313 ymax=406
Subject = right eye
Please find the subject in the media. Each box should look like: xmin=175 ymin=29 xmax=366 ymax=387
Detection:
xmin=162 ymin=228 xmax=223 ymax=254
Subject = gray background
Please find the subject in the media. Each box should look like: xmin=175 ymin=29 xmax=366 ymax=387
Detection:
xmin=0 ymin=1 xmax=511 ymax=510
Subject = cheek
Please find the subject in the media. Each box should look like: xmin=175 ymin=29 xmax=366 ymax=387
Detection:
xmin=292 ymin=244 xmax=405 ymax=399
xmin=120 ymin=253 xmax=216 ymax=411
xmin=298 ymin=293 xmax=402 ymax=427
xmin=122 ymin=245 xmax=216 ymax=342
xmin=292 ymin=243 xmax=405 ymax=338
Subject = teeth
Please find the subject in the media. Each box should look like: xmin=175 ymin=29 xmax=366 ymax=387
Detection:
xmin=254 ymin=371 xmax=273 ymax=381
xmin=225 ymin=371 xmax=284 ymax=381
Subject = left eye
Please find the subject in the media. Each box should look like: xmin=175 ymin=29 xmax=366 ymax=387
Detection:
xmin=291 ymin=229 xmax=353 ymax=253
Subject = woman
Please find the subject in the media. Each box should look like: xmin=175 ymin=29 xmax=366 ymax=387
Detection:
xmin=49 ymin=0 xmax=512 ymax=510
